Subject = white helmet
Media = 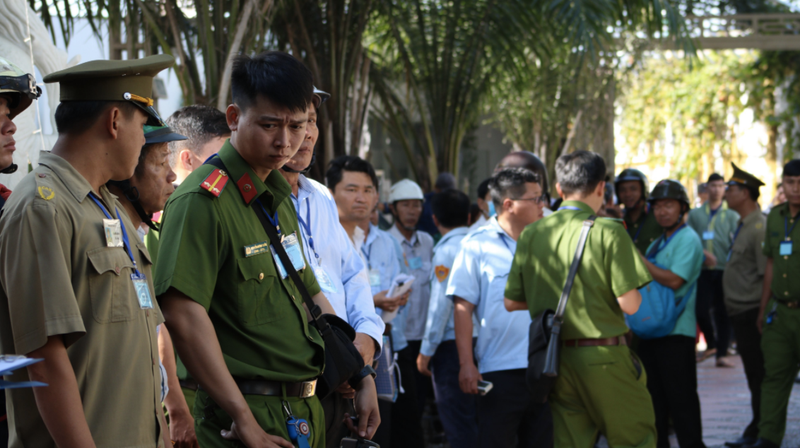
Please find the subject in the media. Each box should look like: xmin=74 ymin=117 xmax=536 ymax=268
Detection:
xmin=389 ymin=179 xmax=424 ymax=202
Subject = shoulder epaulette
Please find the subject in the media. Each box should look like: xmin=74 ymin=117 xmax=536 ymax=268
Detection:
xmin=200 ymin=168 xmax=229 ymax=197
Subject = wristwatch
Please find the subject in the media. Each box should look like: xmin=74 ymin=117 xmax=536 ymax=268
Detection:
xmin=348 ymin=365 xmax=377 ymax=388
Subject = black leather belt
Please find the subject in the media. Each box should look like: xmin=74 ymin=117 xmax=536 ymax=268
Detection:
xmin=179 ymin=379 xmax=198 ymax=391
xmin=234 ymin=378 xmax=317 ymax=398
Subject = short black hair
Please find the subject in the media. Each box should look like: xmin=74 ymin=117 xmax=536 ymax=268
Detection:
xmin=555 ymin=150 xmax=606 ymax=195
xmin=783 ymin=159 xmax=800 ymax=177
xmin=326 ymin=155 xmax=378 ymax=191
xmin=231 ymin=51 xmax=313 ymax=113
xmin=432 ymin=189 xmax=470 ymax=228
xmin=434 ymin=172 xmax=456 ymax=191
xmin=477 ymin=178 xmax=491 ymax=200
xmin=166 ymin=105 xmax=230 ymax=160
xmin=489 ymin=167 xmax=540 ymax=210
xmin=54 ymin=101 xmax=138 ymax=135
xmin=708 ymin=173 xmax=724 ymax=183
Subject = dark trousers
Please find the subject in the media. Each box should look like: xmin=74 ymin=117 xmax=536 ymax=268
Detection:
xmin=638 ymin=336 xmax=706 ymax=448
xmin=322 ymin=392 xmax=354 ymax=448
xmin=730 ymin=308 xmax=765 ymax=439
xmin=405 ymin=340 xmax=433 ymax=417
xmin=372 ymin=343 xmax=424 ymax=448
xmin=478 ymin=369 xmax=553 ymax=448
xmin=430 ymin=340 xmax=478 ymax=448
xmin=696 ymin=270 xmax=731 ymax=359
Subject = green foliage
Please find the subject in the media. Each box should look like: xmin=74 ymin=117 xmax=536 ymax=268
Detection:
xmin=618 ymin=51 xmax=753 ymax=183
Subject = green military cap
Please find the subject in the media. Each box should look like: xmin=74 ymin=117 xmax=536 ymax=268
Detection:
xmin=727 ymin=162 xmax=765 ymax=190
xmin=144 ymin=124 xmax=187 ymax=145
xmin=43 ymin=54 xmax=174 ymax=125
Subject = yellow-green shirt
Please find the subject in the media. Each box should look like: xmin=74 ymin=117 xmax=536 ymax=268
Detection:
xmin=153 ymin=141 xmax=324 ymax=382
xmin=763 ymin=202 xmax=800 ymax=301
xmin=505 ymin=200 xmax=653 ymax=339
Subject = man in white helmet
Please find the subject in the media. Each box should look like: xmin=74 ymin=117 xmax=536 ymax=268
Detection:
xmin=0 ymin=57 xmax=42 ymax=209
xmin=387 ymin=179 xmax=434 ymax=436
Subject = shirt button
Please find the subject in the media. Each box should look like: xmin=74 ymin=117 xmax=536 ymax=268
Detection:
xmin=785 ymin=291 xmax=789 ymax=296
xmin=785 ymin=256 xmax=789 ymax=260
xmin=258 ymin=273 xmax=264 ymax=280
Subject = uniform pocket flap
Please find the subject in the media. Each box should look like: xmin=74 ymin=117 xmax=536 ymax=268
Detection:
xmin=87 ymin=247 xmax=135 ymax=276
xmin=137 ymin=243 xmax=153 ymax=265
xmin=237 ymin=255 xmax=277 ymax=283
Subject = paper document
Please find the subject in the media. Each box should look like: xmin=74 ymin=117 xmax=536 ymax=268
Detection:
xmin=381 ymin=274 xmax=415 ymax=323
xmin=0 ymin=355 xmax=47 ymax=389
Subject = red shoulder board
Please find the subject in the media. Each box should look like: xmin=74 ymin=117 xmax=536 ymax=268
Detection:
xmin=200 ymin=168 xmax=229 ymax=197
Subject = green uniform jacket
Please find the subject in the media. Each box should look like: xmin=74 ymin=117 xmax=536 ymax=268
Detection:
xmin=763 ymin=202 xmax=800 ymax=300
xmin=506 ymin=200 xmax=653 ymax=339
xmin=623 ymin=205 xmax=662 ymax=255
xmin=154 ymin=141 xmax=324 ymax=382
xmin=722 ymin=209 xmax=767 ymax=315
xmin=688 ymin=202 xmax=740 ymax=270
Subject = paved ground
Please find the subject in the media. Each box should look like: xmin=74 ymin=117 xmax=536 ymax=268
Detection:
xmin=697 ymin=355 xmax=800 ymax=448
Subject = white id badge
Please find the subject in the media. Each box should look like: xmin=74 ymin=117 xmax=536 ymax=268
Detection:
xmin=131 ymin=272 xmax=154 ymax=309
xmin=313 ymin=265 xmax=339 ymax=294
xmin=369 ymin=268 xmax=381 ymax=288
xmin=271 ymin=232 xmax=306 ymax=279
xmin=702 ymin=230 xmax=715 ymax=241
xmin=103 ymin=219 xmax=123 ymax=247
xmin=780 ymin=241 xmax=793 ymax=256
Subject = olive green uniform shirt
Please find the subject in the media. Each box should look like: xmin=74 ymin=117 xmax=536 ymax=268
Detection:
xmin=722 ymin=209 xmax=767 ymax=315
xmin=153 ymin=141 xmax=324 ymax=382
xmin=505 ymin=200 xmax=653 ymax=339
xmin=763 ymin=202 xmax=800 ymax=301
xmin=687 ymin=202 xmax=740 ymax=270
xmin=0 ymin=152 xmax=164 ymax=448
xmin=623 ymin=205 xmax=662 ymax=255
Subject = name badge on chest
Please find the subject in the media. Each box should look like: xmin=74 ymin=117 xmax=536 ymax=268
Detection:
xmin=780 ymin=240 xmax=793 ymax=256
xmin=369 ymin=268 xmax=382 ymax=288
xmin=271 ymin=232 xmax=306 ymax=279
xmin=408 ymin=256 xmax=423 ymax=271
xmin=702 ymin=230 xmax=715 ymax=241
xmin=313 ymin=265 xmax=339 ymax=294
xmin=103 ymin=219 xmax=123 ymax=247
xmin=131 ymin=272 xmax=154 ymax=309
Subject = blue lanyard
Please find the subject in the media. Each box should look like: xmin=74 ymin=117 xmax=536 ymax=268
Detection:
xmin=628 ymin=204 xmax=649 ymax=241
xmin=647 ymin=224 xmax=687 ymax=259
xmin=361 ymin=242 xmax=371 ymax=264
xmin=88 ymin=193 xmax=139 ymax=274
xmin=557 ymin=206 xmax=582 ymax=211
xmin=708 ymin=206 xmax=720 ymax=221
xmin=784 ymin=213 xmax=800 ymax=241
xmin=255 ymin=199 xmax=281 ymax=235
xmin=727 ymin=222 xmax=744 ymax=262
xmin=296 ymin=202 xmax=317 ymax=258
xmin=499 ymin=233 xmax=513 ymax=253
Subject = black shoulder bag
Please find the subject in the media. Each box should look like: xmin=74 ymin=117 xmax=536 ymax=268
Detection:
xmin=206 ymin=157 xmax=364 ymax=399
xmin=527 ymin=216 xmax=595 ymax=403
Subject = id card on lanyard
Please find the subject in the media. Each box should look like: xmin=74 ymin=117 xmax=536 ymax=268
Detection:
xmin=89 ymin=193 xmax=154 ymax=309
xmin=703 ymin=204 xmax=725 ymax=250
xmin=781 ymin=214 xmax=799 ymax=256
xmin=257 ymin=199 xmax=307 ymax=279
xmin=296 ymin=201 xmax=338 ymax=293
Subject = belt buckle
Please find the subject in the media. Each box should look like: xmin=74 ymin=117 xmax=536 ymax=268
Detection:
xmin=299 ymin=379 xmax=316 ymax=398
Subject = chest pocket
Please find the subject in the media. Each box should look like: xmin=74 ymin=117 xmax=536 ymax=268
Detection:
xmin=483 ymin=261 xmax=510 ymax=304
xmin=237 ymin=255 xmax=285 ymax=326
xmin=87 ymin=247 xmax=137 ymax=323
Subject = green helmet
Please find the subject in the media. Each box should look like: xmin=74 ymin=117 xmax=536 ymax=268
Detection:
xmin=0 ymin=57 xmax=42 ymax=119
xmin=648 ymin=179 xmax=690 ymax=207
xmin=614 ymin=168 xmax=649 ymax=201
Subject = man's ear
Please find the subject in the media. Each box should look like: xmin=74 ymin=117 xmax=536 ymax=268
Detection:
xmin=595 ymin=181 xmax=606 ymax=197
xmin=555 ymin=182 xmax=564 ymax=199
xmin=106 ymin=106 xmax=123 ymax=139
xmin=226 ymin=104 xmax=240 ymax=131
xmin=432 ymin=214 xmax=440 ymax=228
xmin=503 ymin=197 xmax=514 ymax=214
xmin=179 ymin=149 xmax=193 ymax=170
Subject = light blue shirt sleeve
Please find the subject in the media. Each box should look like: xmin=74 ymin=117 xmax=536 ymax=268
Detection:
xmin=339 ymin=225 xmax=385 ymax=353
xmin=446 ymin=240 xmax=481 ymax=305
xmin=420 ymin=238 xmax=458 ymax=357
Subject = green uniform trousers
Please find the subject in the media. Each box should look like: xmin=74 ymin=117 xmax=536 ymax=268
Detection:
xmin=551 ymin=345 xmax=656 ymax=448
xmin=193 ymin=389 xmax=325 ymax=448
xmin=758 ymin=299 xmax=800 ymax=445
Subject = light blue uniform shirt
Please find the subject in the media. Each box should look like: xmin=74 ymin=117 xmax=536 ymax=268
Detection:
xmin=645 ymin=225 xmax=704 ymax=338
xmin=389 ymin=225 xmax=434 ymax=342
xmin=363 ymin=223 xmax=409 ymax=352
xmin=291 ymin=175 xmax=384 ymax=353
xmin=420 ymin=227 xmax=476 ymax=357
xmin=446 ymin=217 xmax=530 ymax=374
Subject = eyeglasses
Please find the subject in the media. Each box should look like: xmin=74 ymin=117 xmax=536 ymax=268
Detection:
xmin=512 ymin=195 xmax=547 ymax=205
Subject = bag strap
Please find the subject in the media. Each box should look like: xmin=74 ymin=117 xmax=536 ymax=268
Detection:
xmin=204 ymin=157 xmax=331 ymax=335
xmin=553 ymin=215 xmax=596 ymax=322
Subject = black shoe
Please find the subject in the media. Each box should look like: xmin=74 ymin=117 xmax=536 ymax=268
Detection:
xmin=742 ymin=438 xmax=780 ymax=448
xmin=725 ymin=436 xmax=757 ymax=447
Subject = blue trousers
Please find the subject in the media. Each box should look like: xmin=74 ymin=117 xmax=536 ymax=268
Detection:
xmin=430 ymin=340 xmax=479 ymax=448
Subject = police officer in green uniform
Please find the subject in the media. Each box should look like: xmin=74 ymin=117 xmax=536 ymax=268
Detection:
xmin=722 ymin=163 xmax=767 ymax=448
xmin=616 ymin=168 xmax=662 ymax=254
xmin=0 ymin=55 xmax=173 ymax=448
xmin=743 ymin=159 xmax=800 ymax=448
xmin=505 ymin=151 xmax=656 ymax=448
xmin=154 ymin=52 xmax=378 ymax=448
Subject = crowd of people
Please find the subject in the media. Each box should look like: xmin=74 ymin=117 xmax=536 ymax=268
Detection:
xmin=0 ymin=50 xmax=798 ymax=448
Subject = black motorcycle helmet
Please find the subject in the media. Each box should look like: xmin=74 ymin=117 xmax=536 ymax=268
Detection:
xmin=614 ymin=168 xmax=649 ymax=204
xmin=648 ymin=179 xmax=690 ymax=230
